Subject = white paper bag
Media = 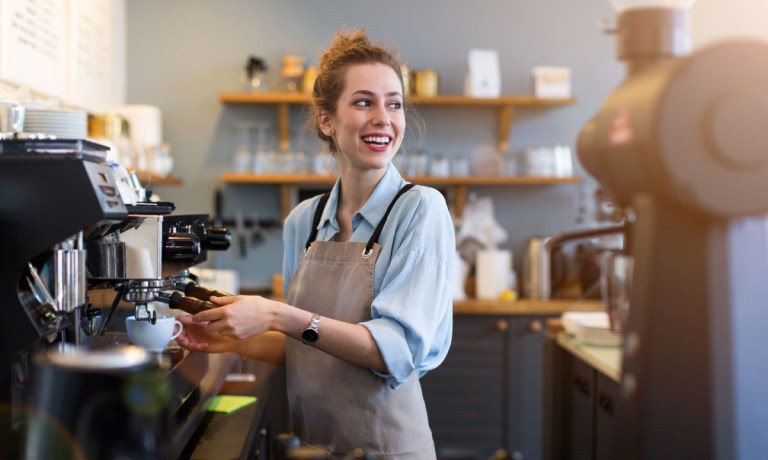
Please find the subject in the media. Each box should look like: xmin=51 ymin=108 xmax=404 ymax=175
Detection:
xmin=465 ymin=49 xmax=501 ymax=98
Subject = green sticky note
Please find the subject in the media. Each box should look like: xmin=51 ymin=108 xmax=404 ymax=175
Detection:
xmin=207 ymin=395 xmax=257 ymax=413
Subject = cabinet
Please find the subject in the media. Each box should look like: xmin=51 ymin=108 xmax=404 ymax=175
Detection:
xmin=542 ymin=333 xmax=619 ymax=460
xmin=420 ymin=313 xmax=554 ymax=460
xmin=218 ymin=92 xmax=579 ymax=221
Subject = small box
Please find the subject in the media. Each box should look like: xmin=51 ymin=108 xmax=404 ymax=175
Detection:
xmin=531 ymin=66 xmax=571 ymax=99
xmin=465 ymin=49 xmax=501 ymax=98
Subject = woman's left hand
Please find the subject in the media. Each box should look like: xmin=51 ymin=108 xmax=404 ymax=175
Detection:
xmin=191 ymin=295 xmax=274 ymax=340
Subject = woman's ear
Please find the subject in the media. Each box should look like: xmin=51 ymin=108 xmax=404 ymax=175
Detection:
xmin=319 ymin=111 xmax=333 ymax=136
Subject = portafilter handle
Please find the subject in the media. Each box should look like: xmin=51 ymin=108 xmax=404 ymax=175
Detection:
xmin=156 ymin=291 xmax=217 ymax=315
xmin=174 ymin=281 xmax=231 ymax=301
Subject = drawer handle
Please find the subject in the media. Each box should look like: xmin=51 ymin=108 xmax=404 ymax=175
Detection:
xmin=495 ymin=319 xmax=509 ymax=332
xmin=598 ymin=391 xmax=615 ymax=416
xmin=527 ymin=319 xmax=542 ymax=332
xmin=574 ymin=375 xmax=591 ymax=396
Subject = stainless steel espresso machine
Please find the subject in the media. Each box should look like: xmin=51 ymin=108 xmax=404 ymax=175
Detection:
xmin=0 ymin=138 xmax=231 ymax=459
xmin=578 ymin=1 xmax=768 ymax=458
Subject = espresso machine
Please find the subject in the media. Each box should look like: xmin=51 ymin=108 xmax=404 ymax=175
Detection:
xmin=0 ymin=138 xmax=231 ymax=458
xmin=577 ymin=1 xmax=768 ymax=458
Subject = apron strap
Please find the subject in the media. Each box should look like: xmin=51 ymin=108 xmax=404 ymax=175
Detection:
xmin=304 ymin=183 xmax=416 ymax=254
xmin=304 ymin=192 xmax=331 ymax=251
xmin=364 ymin=183 xmax=416 ymax=256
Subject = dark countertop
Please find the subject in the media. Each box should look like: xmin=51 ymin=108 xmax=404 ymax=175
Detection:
xmin=183 ymin=358 xmax=286 ymax=460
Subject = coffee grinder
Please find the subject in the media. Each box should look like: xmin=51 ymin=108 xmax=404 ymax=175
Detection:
xmin=577 ymin=1 xmax=768 ymax=458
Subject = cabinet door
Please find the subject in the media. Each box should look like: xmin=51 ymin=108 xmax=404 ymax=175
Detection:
xmin=507 ymin=315 xmax=552 ymax=460
xmin=563 ymin=356 xmax=595 ymax=460
xmin=421 ymin=315 xmax=508 ymax=459
xmin=593 ymin=373 xmax=618 ymax=460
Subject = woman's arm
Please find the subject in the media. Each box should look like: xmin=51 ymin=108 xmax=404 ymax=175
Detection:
xmin=192 ymin=296 xmax=387 ymax=372
xmin=176 ymin=314 xmax=286 ymax=365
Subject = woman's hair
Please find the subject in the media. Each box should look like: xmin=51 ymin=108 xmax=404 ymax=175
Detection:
xmin=311 ymin=28 xmax=421 ymax=154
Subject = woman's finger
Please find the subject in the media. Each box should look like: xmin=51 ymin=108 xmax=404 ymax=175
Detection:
xmin=209 ymin=295 xmax=240 ymax=306
xmin=193 ymin=306 xmax=227 ymax=323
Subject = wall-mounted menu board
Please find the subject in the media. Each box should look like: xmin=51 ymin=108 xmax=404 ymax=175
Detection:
xmin=0 ymin=0 xmax=125 ymax=112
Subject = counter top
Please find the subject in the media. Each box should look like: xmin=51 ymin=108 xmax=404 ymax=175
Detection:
xmin=453 ymin=298 xmax=604 ymax=315
xmin=556 ymin=332 xmax=622 ymax=382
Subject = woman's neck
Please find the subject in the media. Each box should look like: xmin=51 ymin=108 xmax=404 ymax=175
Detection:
xmin=338 ymin=166 xmax=387 ymax=214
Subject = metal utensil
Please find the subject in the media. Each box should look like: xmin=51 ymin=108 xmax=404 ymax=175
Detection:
xmin=0 ymin=104 xmax=25 ymax=134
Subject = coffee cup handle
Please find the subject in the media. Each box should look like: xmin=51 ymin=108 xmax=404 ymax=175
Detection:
xmin=170 ymin=320 xmax=183 ymax=341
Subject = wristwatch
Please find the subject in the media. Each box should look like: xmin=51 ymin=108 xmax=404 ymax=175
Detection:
xmin=301 ymin=313 xmax=321 ymax=345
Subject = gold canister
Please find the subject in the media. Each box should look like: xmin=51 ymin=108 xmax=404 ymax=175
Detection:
xmin=400 ymin=64 xmax=412 ymax=96
xmin=88 ymin=113 xmax=129 ymax=139
xmin=302 ymin=66 xmax=318 ymax=94
xmin=413 ymin=70 xmax=438 ymax=97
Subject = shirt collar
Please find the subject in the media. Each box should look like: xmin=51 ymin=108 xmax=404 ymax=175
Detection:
xmin=320 ymin=163 xmax=406 ymax=230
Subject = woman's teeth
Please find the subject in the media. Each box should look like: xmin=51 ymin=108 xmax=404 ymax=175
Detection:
xmin=362 ymin=136 xmax=391 ymax=145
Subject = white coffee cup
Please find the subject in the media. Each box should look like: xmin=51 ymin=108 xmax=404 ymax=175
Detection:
xmin=125 ymin=315 xmax=183 ymax=352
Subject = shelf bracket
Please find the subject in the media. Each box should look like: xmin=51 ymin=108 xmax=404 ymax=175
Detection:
xmin=453 ymin=184 xmax=469 ymax=224
xmin=497 ymin=105 xmax=515 ymax=152
xmin=278 ymin=103 xmax=290 ymax=152
xmin=279 ymin=184 xmax=294 ymax=221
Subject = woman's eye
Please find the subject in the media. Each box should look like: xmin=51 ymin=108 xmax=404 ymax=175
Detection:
xmin=388 ymin=101 xmax=403 ymax=110
xmin=354 ymin=99 xmax=371 ymax=107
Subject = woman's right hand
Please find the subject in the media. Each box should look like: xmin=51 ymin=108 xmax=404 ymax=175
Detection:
xmin=175 ymin=314 xmax=244 ymax=354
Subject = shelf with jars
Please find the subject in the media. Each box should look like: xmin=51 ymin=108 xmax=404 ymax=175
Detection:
xmin=219 ymin=91 xmax=580 ymax=221
xmin=219 ymin=172 xmax=581 ymax=221
xmin=218 ymin=92 xmax=577 ymax=152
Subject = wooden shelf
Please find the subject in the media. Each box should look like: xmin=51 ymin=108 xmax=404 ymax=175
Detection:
xmin=220 ymin=172 xmax=580 ymax=220
xmin=219 ymin=92 xmax=577 ymax=152
xmin=453 ymin=298 xmax=603 ymax=315
xmin=135 ymin=171 xmax=183 ymax=186
xmin=219 ymin=173 xmax=580 ymax=186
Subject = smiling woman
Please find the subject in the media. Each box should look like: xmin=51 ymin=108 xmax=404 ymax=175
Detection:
xmin=176 ymin=28 xmax=455 ymax=459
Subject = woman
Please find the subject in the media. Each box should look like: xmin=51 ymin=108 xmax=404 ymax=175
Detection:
xmin=177 ymin=29 xmax=454 ymax=459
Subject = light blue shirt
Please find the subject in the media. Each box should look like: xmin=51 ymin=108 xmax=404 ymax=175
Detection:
xmin=283 ymin=163 xmax=454 ymax=389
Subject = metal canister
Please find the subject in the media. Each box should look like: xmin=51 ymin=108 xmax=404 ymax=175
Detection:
xmin=400 ymin=64 xmax=412 ymax=96
xmin=413 ymin=70 xmax=438 ymax=97
xmin=523 ymin=236 xmax=551 ymax=299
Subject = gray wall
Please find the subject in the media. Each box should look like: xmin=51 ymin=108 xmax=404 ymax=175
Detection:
xmin=125 ymin=0 xmax=623 ymax=290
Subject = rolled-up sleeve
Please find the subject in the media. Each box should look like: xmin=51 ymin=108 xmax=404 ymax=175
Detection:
xmin=362 ymin=186 xmax=455 ymax=389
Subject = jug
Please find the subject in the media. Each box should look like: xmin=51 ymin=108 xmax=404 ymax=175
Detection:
xmin=523 ymin=237 xmax=549 ymax=299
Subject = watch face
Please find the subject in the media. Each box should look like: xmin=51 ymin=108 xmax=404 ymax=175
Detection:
xmin=302 ymin=328 xmax=319 ymax=343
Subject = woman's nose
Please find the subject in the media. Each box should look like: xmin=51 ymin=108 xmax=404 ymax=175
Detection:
xmin=371 ymin=105 xmax=391 ymax=127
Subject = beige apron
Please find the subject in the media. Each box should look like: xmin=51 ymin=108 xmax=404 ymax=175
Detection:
xmin=285 ymin=184 xmax=436 ymax=459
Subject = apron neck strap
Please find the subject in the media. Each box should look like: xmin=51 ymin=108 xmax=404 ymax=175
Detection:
xmin=365 ymin=183 xmax=416 ymax=253
xmin=305 ymin=192 xmax=331 ymax=251
xmin=303 ymin=183 xmax=416 ymax=252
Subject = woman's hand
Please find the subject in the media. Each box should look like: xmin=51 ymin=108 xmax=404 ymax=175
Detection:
xmin=175 ymin=314 xmax=243 ymax=354
xmin=192 ymin=295 xmax=275 ymax=340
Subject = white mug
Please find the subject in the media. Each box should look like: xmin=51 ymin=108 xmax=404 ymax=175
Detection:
xmin=125 ymin=315 xmax=183 ymax=352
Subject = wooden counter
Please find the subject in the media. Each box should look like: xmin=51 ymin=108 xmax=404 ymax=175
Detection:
xmin=453 ymin=298 xmax=604 ymax=315
xmin=556 ymin=332 xmax=622 ymax=383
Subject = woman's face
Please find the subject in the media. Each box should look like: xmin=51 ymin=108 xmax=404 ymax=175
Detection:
xmin=323 ymin=63 xmax=405 ymax=175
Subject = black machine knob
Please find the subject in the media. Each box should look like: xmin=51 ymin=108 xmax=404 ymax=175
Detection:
xmin=199 ymin=225 xmax=231 ymax=251
xmin=163 ymin=232 xmax=201 ymax=260
xmin=272 ymin=433 xmax=301 ymax=460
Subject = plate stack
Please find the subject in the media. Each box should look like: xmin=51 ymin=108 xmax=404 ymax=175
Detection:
xmin=24 ymin=107 xmax=88 ymax=139
xmin=562 ymin=311 xmax=621 ymax=346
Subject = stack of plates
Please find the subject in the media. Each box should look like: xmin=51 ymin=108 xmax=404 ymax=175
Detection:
xmin=562 ymin=311 xmax=621 ymax=346
xmin=24 ymin=107 xmax=88 ymax=139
